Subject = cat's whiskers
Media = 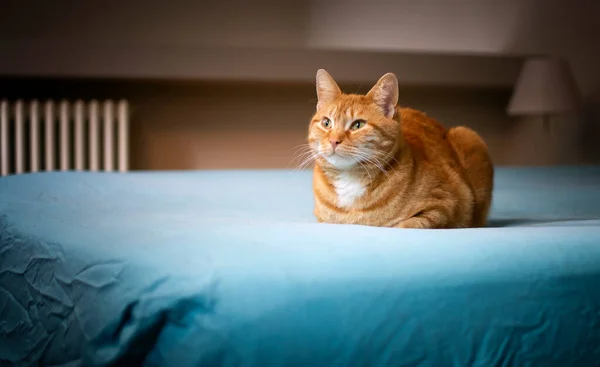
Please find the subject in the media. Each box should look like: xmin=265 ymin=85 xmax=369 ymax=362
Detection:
xmin=295 ymin=150 xmax=322 ymax=171
xmin=296 ymin=156 xmax=316 ymax=170
xmin=363 ymin=156 xmax=391 ymax=178
xmin=364 ymin=148 xmax=399 ymax=173
xmin=291 ymin=143 xmax=313 ymax=154
xmin=349 ymin=156 xmax=373 ymax=181
xmin=293 ymin=148 xmax=315 ymax=162
xmin=348 ymin=153 xmax=388 ymax=178
xmin=342 ymin=147 xmax=392 ymax=178
xmin=291 ymin=144 xmax=318 ymax=169
xmin=291 ymin=144 xmax=314 ymax=157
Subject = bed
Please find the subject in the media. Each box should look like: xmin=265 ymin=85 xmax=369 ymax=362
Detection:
xmin=1 ymin=166 xmax=600 ymax=366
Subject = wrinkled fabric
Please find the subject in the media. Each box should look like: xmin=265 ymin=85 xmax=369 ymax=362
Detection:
xmin=1 ymin=166 xmax=600 ymax=367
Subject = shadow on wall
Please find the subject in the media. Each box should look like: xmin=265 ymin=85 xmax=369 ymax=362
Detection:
xmin=581 ymin=89 xmax=600 ymax=163
xmin=1 ymin=1 xmax=314 ymax=51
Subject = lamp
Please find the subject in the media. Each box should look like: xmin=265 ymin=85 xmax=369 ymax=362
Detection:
xmin=507 ymin=57 xmax=581 ymax=130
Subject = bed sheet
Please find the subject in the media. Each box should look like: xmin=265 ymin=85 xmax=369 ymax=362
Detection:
xmin=1 ymin=166 xmax=600 ymax=366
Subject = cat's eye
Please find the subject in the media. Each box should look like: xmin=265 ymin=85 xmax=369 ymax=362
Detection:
xmin=322 ymin=118 xmax=332 ymax=128
xmin=350 ymin=120 xmax=366 ymax=131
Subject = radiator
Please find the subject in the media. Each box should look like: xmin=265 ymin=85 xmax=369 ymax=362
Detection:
xmin=0 ymin=99 xmax=129 ymax=176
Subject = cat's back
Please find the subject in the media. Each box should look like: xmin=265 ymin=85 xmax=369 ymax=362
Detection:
xmin=398 ymin=107 xmax=454 ymax=164
xmin=396 ymin=107 xmax=476 ymax=227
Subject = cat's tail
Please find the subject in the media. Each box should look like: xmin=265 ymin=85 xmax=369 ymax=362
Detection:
xmin=447 ymin=126 xmax=494 ymax=227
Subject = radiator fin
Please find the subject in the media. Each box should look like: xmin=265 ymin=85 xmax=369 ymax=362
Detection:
xmin=0 ymin=99 xmax=130 ymax=176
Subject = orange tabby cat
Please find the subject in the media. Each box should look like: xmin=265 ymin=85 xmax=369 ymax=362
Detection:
xmin=307 ymin=69 xmax=494 ymax=229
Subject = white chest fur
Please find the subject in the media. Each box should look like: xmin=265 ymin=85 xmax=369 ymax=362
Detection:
xmin=333 ymin=172 xmax=366 ymax=208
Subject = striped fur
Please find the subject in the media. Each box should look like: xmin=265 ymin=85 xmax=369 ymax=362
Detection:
xmin=309 ymin=70 xmax=494 ymax=229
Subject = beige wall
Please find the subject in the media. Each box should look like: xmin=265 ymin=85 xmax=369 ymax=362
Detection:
xmin=1 ymin=0 xmax=598 ymax=92
xmin=307 ymin=0 xmax=600 ymax=94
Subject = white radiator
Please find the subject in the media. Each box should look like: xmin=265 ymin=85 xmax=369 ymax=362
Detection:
xmin=0 ymin=99 xmax=129 ymax=176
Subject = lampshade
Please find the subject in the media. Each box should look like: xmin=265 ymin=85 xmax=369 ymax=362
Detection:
xmin=507 ymin=57 xmax=581 ymax=116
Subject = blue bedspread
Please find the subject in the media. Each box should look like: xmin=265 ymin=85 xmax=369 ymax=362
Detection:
xmin=1 ymin=166 xmax=600 ymax=366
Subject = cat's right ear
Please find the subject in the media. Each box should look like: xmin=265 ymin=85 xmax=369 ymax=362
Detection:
xmin=316 ymin=69 xmax=341 ymax=110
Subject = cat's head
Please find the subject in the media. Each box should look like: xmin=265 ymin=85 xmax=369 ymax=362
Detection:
xmin=307 ymin=69 xmax=401 ymax=171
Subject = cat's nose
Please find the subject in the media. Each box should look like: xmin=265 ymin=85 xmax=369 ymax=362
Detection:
xmin=329 ymin=139 xmax=342 ymax=150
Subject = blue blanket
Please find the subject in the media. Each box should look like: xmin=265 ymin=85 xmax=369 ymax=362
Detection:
xmin=1 ymin=167 xmax=600 ymax=366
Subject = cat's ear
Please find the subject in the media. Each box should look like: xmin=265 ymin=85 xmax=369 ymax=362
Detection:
xmin=366 ymin=73 xmax=399 ymax=118
xmin=316 ymin=69 xmax=341 ymax=109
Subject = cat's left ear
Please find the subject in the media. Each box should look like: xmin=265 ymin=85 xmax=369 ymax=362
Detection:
xmin=316 ymin=69 xmax=342 ymax=110
xmin=366 ymin=73 xmax=399 ymax=118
